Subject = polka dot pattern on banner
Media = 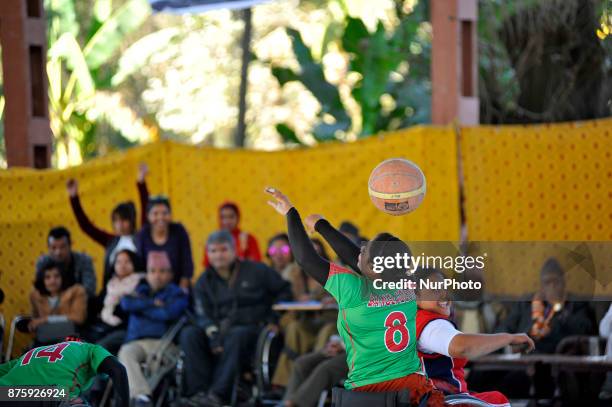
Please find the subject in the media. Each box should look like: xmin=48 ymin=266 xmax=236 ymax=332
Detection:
xmin=0 ymin=129 xmax=460 ymax=355
xmin=461 ymin=119 xmax=612 ymax=297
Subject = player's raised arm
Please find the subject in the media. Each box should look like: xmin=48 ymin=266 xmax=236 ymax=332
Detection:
xmin=305 ymin=214 xmax=361 ymax=273
xmin=265 ymin=187 xmax=330 ymax=286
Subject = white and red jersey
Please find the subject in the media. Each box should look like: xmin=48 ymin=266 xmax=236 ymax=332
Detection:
xmin=416 ymin=309 xmax=511 ymax=407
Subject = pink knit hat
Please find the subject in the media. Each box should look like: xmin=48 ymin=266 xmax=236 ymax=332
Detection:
xmin=147 ymin=251 xmax=171 ymax=270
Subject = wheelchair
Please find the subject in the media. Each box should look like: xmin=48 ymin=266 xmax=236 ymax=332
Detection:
xmin=253 ymin=324 xmax=285 ymax=405
xmin=6 ymin=315 xmax=29 ymax=361
xmin=5 ymin=314 xmax=81 ymax=361
xmin=170 ymin=322 xmax=285 ymax=407
xmin=98 ymin=315 xmax=188 ymax=407
xmin=331 ymin=386 xmax=503 ymax=407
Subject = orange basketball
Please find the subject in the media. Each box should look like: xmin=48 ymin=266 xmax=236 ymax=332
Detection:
xmin=368 ymin=158 xmax=426 ymax=215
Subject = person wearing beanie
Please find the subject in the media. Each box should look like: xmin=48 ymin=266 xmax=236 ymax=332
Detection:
xmin=118 ymin=251 xmax=188 ymax=407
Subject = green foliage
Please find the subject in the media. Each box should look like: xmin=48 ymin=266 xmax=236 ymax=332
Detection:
xmin=45 ymin=0 xmax=154 ymax=165
xmin=478 ymin=0 xmax=612 ymax=123
xmin=284 ymin=28 xmax=351 ymax=141
xmin=267 ymin=0 xmax=431 ymax=143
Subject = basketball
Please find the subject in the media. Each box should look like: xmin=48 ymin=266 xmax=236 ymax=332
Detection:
xmin=368 ymin=158 xmax=426 ymax=215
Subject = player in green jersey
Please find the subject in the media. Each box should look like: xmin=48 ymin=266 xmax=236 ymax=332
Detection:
xmin=0 ymin=338 xmax=129 ymax=406
xmin=266 ymin=187 xmax=446 ymax=407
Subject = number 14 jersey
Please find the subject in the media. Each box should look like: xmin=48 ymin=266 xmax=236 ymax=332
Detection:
xmin=324 ymin=263 xmax=422 ymax=389
xmin=0 ymin=341 xmax=112 ymax=398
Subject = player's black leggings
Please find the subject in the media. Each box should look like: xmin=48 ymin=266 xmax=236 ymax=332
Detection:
xmin=286 ymin=208 xmax=361 ymax=286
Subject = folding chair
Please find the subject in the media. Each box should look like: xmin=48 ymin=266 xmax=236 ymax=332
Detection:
xmin=5 ymin=315 xmax=32 ymax=361
xmin=99 ymin=316 xmax=188 ymax=407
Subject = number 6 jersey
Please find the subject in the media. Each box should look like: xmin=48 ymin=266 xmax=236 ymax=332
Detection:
xmin=0 ymin=340 xmax=112 ymax=398
xmin=324 ymin=263 xmax=422 ymax=389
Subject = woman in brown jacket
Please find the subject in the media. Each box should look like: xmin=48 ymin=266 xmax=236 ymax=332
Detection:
xmin=29 ymin=258 xmax=87 ymax=334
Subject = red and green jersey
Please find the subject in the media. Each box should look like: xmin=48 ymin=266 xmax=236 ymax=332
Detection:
xmin=324 ymin=263 xmax=422 ymax=389
xmin=0 ymin=341 xmax=112 ymax=398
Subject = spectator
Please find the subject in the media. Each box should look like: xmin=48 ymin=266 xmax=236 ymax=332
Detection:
xmin=118 ymin=251 xmax=188 ymax=407
xmin=268 ymin=235 xmax=330 ymax=302
xmin=496 ymin=258 xmax=594 ymax=353
xmin=469 ymin=258 xmax=595 ymax=399
xmin=136 ymin=195 xmax=193 ymax=290
xmin=29 ymin=258 xmax=87 ymax=342
xmin=599 ymin=303 xmax=612 ymax=400
xmin=36 ymin=226 xmax=96 ymax=298
xmin=267 ymin=233 xmax=299 ymax=282
xmin=66 ymin=163 xmax=149 ymax=288
xmin=202 ymin=201 xmax=261 ymax=267
xmin=95 ymin=242 xmax=145 ymax=354
xmin=177 ymin=230 xmax=292 ymax=407
xmin=280 ymin=335 xmax=348 ymax=407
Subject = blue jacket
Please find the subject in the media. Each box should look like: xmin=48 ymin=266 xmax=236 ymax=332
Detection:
xmin=121 ymin=281 xmax=188 ymax=342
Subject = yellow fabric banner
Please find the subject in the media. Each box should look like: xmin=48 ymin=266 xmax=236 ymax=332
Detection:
xmin=460 ymin=118 xmax=612 ymax=297
xmin=0 ymin=126 xmax=459 ymax=355
xmin=1 ymin=118 xmax=611 ymax=355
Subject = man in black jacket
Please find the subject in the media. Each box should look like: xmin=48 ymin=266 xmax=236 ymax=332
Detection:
xmin=178 ymin=230 xmax=292 ymax=407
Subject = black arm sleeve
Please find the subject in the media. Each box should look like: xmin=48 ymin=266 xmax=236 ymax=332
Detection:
xmin=97 ymin=356 xmax=129 ymax=407
xmin=314 ymin=219 xmax=361 ymax=273
xmin=286 ymin=208 xmax=330 ymax=286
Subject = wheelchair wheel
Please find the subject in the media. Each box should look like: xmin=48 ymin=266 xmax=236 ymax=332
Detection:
xmin=253 ymin=326 xmax=284 ymax=401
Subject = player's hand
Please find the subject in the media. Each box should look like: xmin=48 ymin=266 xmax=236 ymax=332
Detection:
xmin=138 ymin=162 xmax=149 ymax=182
xmin=304 ymin=214 xmax=324 ymax=234
xmin=265 ymin=187 xmax=293 ymax=215
xmin=266 ymin=323 xmax=280 ymax=334
xmin=212 ymin=346 xmax=224 ymax=355
xmin=66 ymin=179 xmax=78 ymax=197
xmin=509 ymin=333 xmax=535 ymax=353
xmin=154 ymin=299 xmax=165 ymax=307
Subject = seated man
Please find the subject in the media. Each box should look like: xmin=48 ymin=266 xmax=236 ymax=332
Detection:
xmin=0 ymin=337 xmax=128 ymax=407
xmin=36 ymin=226 xmax=97 ymax=298
xmin=118 ymin=251 xmax=188 ymax=407
xmin=280 ymin=335 xmax=348 ymax=407
xmin=416 ymin=269 xmax=534 ymax=406
xmin=178 ymin=230 xmax=292 ymax=407
xmin=469 ymin=258 xmax=595 ymax=398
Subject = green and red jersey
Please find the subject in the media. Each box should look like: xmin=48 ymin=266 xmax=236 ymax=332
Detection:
xmin=0 ymin=341 xmax=112 ymax=398
xmin=324 ymin=263 xmax=422 ymax=389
